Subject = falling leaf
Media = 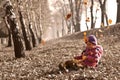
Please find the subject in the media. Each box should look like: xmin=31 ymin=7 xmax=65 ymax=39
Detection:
xmin=65 ymin=13 xmax=71 ymax=20
xmin=108 ymin=19 xmax=112 ymax=24
xmin=83 ymin=0 xmax=88 ymax=5
xmin=41 ymin=40 xmax=45 ymax=45
xmin=83 ymin=32 xmax=87 ymax=42
xmin=83 ymin=32 xmax=86 ymax=36
xmin=86 ymin=17 xmax=90 ymax=22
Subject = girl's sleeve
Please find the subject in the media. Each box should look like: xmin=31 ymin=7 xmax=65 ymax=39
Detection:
xmin=74 ymin=50 xmax=86 ymax=60
xmin=74 ymin=55 xmax=82 ymax=60
xmin=86 ymin=46 xmax=103 ymax=62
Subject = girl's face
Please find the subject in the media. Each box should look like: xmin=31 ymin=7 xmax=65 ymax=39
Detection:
xmin=85 ymin=38 xmax=95 ymax=48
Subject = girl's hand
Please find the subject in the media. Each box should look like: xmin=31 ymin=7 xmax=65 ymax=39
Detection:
xmin=73 ymin=59 xmax=82 ymax=63
xmin=82 ymin=56 xmax=87 ymax=60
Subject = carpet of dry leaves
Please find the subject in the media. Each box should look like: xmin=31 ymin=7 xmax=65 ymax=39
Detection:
xmin=0 ymin=34 xmax=120 ymax=80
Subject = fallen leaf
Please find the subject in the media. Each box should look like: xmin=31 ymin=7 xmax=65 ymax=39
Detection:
xmin=108 ymin=19 xmax=112 ymax=24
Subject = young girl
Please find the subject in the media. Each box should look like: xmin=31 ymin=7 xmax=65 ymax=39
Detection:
xmin=59 ymin=35 xmax=103 ymax=72
xmin=74 ymin=35 xmax=103 ymax=68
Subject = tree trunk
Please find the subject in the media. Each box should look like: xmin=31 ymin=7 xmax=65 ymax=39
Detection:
xmin=4 ymin=1 xmax=25 ymax=58
xmin=7 ymin=32 xmax=12 ymax=47
xmin=85 ymin=5 xmax=89 ymax=30
xmin=99 ymin=0 xmax=108 ymax=26
xmin=37 ymin=19 xmax=42 ymax=43
xmin=3 ymin=17 xmax=12 ymax=47
xmin=69 ymin=0 xmax=75 ymax=31
xmin=75 ymin=23 xmax=80 ymax=32
xmin=35 ymin=12 xmax=42 ymax=43
xmin=62 ymin=18 xmax=65 ymax=36
xmin=75 ymin=0 xmax=81 ymax=32
xmin=116 ymin=0 xmax=120 ymax=23
xmin=18 ymin=10 xmax=32 ymax=50
xmin=32 ymin=11 xmax=40 ymax=44
xmin=16 ymin=0 xmax=32 ymax=50
xmin=90 ymin=0 xmax=94 ymax=29
xmin=69 ymin=0 xmax=81 ymax=32
xmin=29 ymin=23 xmax=38 ymax=47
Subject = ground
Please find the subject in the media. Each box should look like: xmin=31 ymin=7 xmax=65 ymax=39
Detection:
xmin=0 ymin=33 xmax=120 ymax=80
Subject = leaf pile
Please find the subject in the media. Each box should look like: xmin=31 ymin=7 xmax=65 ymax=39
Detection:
xmin=0 ymin=35 xmax=120 ymax=80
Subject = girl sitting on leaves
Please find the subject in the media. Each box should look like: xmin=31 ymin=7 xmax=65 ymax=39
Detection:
xmin=59 ymin=35 xmax=103 ymax=72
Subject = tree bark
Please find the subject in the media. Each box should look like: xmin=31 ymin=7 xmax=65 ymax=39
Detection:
xmin=3 ymin=17 xmax=12 ymax=47
xmin=99 ymin=0 xmax=108 ymax=26
xmin=32 ymin=11 xmax=40 ymax=44
xmin=4 ymin=1 xmax=25 ymax=58
xmin=69 ymin=0 xmax=81 ymax=32
xmin=90 ymin=0 xmax=94 ymax=29
xmin=29 ymin=23 xmax=38 ymax=47
xmin=85 ymin=5 xmax=89 ymax=30
xmin=18 ymin=11 xmax=32 ymax=50
xmin=7 ymin=31 xmax=12 ymax=47
xmin=17 ymin=0 xmax=32 ymax=50
xmin=75 ymin=0 xmax=81 ymax=32
xmin=116 ymin=0 xmax=120 ymax=23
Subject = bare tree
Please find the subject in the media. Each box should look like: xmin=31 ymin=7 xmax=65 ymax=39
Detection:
xmin=99 ymin=0 xmax=108 ymax=26
xmin=84 ymin=2 xmax=89 ymax=30
xmin=3 ymin=17 xmax=12 ymax=47
xmin=27 ymin=0 xmax=46 ymax=44
xmin=17 ymin=0 xmax=32 ymax=50
xmin=55 ymin=0 xmax=69 ymax=35
xmin=90 ymin=0 xmax=99 ymax=29
xmin=29 ymin=23 xmax=38 ymax=47
xmin=116 ymin=0 xmax=120 ymax=23
xmin=90 ymin=0 xmax=94 ymax=29
xmin=4 ymin=1 xmax=25 ymax=58
xmin=24 ymin=0 xmax=40 ymax=47
xmin=68 ymin=0 xmax=82 ymax=32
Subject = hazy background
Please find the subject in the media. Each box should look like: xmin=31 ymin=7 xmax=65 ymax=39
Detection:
xmin=42 ymin=0 xmax=117 ymax=40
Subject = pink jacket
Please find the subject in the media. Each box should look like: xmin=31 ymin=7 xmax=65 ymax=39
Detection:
xmin=74 ymin=45 xmax=103 ymax=67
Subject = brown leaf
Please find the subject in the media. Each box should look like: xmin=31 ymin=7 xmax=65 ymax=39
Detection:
xmin=65 ymin=13 xmax=72 ymax=20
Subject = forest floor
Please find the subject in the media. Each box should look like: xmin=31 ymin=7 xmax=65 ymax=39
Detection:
xmin=0 ymin=32 xmax=120 ymax=80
